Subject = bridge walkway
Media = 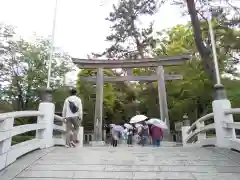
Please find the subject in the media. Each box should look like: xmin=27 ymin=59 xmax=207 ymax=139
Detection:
xmin=1 ymin=145 xmax=240 ymax=180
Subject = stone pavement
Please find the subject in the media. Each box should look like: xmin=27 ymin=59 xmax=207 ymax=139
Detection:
xmin=2 ymin=145 xmax=240 ymax=180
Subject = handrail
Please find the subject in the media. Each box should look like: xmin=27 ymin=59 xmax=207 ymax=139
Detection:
xmin=222 ymin=122 xmax=240 ymax=130
xmin=185 ymin=123 xmax=215 ymax=143
xmin=0 ymin=110 xmax=46 ymax=170
xmin=224 ymin=108 xmax=240 ymax=115
xmin=53 ymin=124 xmax=66 ymax=132
xmin=187 ymin=113 xmax=214 ymax=134
xmin=0 ymin=104 xmax=69 ymax=171
xmin=183 ymin=103 xmax=240 ymax=149
xmin=0 ymin=111 xmax=43 ymax=121
xmin=222 ymin=108 xmax=240 ymax=152
xmin=54 ymin=114 xmax=64 ymax=122
xmin=0 ymin=124 xmax=45 ymax=142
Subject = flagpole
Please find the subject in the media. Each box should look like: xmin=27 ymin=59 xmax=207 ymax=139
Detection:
xmin=201 ymin=0 xmax=221 ymax=85
xmin=47 ymin=0 xmax=58 ymax=88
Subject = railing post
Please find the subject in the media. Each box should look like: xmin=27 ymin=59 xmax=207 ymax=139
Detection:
xmin=212 ymin=85 xmax=235 ymax=148
xmin=77 ymin=126 xmax=84 ymax=147
xmin=36 ymin=102 xmax=55 ymax=149
xmin=196 ymin=121 xmax=206 ymax=142
xmin=181 ymin=115 xmax=191 ymax=146
xmin=61 ymin=123 xmax=66 ymax=145
xmin=0 ymin=117 xmax=14 ymax=170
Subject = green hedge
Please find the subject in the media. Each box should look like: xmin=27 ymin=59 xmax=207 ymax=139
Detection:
xmin=11 ymin=135 xmax=34 ymax=145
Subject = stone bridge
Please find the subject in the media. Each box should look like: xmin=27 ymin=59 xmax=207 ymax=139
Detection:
xmin=1 ymin=95 xmax=240 ymax=179
xmin=2 ymin=146 xmax=240 ymax=180
xmin=2 ymin=57 xmax=240 ymax=179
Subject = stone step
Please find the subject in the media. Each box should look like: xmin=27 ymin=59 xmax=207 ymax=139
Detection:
xmin=86 ymin=141 xmax=182 ymax=147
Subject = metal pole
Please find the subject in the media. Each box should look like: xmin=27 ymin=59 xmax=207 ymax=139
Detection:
xmin=201 ymin=0 xmax=221 ymax=84
xmin=47 ymin=0 xmax=58 ymax=88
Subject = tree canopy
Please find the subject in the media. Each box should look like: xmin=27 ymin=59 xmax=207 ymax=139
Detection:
xmin=0 ymin=24 xmax=72 ymax=112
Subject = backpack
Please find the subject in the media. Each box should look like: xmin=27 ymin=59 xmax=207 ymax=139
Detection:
xmin=68 ymin=100 xmax=79 ymax=113
xmin=139 ymin=125 xmax=149 ymax=137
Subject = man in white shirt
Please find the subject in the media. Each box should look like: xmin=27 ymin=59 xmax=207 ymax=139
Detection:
xmin=62 ymin=88 xmax=82 ymax=147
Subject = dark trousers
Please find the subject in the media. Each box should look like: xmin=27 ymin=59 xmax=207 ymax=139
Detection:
xmin=127 ymin=135 xmax=133 ymax=145
xmin=112 ymin=139 xmax=118 ymax=147
xmin=152 ymin=139 xmax=161 ymax=147
xmin=141 ymin=136 xmax=148 ymax=146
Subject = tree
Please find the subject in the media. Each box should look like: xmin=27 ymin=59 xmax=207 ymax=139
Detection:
xmin=0 ymin=25 xmax=73 ymax=110
xmin=96 ymin=0 xmax=159 ymax=60
xmin=153 ymin=21 xmax=240 ymax=123
xmin=184 ymin=0 xmax=240 ymax=82
xmin=96 ymin=0 xmax=161 ymax=117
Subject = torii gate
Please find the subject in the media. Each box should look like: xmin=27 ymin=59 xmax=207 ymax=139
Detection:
xmin=72 ymin=55 xmax=190 ymax=141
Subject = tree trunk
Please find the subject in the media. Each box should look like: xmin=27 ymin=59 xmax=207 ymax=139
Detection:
xmin=186 ymin=0 xmax=217 ymax=83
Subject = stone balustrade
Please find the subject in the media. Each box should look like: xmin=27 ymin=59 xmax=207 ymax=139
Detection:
xmin=0 ymin=101 xmax=83 ymax=171
xmin=182 ymin=98 xmax=240 ymax=151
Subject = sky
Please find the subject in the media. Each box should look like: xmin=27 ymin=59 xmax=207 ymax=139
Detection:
xmin=0 ymin=0 xmax=188 ymax=84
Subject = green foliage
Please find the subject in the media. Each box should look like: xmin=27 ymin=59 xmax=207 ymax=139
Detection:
xmin=0 ymin=23 xmax=72 ymax=141
xmin=12 ymin=135 xmax=34 ymax=145
xmin=97 ymin=0 xmax=159 ymax=59
xmin=53 ymin=86 xmax=71 ymax=112
xmin=76 ymin=69 xmax=116 ymax=130
xmin=0 ymin=25 xmax=72 ymax=110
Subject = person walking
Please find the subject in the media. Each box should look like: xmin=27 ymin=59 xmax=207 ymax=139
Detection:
xmin=127 ymin=127 xmax=133 ymax=147
xmin=148 ymin=124 xmax=153 ymax=145
xmin=62 ymin=88 xmax=82 ymax=148
xmin=150 ymin=125 xmax=163 ymax=147
xmin=110 ymin=126 xmax=119 ymax=147
xmin=131 ymin=124 xmax=137 ymax=145
xmin=138 ymin=122 xmax=149 ymax=147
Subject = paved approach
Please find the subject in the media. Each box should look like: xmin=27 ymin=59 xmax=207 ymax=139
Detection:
xmin=2 ymin=145 xmax=240 ymax=180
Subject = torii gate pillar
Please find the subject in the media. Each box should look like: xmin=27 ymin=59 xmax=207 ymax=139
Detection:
xmin=94 ymin=68 xmax=104 ymax=141
xmin=157 ymin=66 xmax=170 ymax=139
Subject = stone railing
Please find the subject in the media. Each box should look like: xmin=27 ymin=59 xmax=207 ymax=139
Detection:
xmin=0 ymin=101 xmax=83 ymax=171
xmin=182 ymin=113 xmax=216 ymax=147
xmin=221 ymin=108 xmax=240 ymax=150
xmin=182 ymin=98 xmax=240 ymax=151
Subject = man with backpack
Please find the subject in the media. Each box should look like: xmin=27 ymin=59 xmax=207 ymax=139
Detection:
xmin=62 ymin=88 xmax=82 ymax=148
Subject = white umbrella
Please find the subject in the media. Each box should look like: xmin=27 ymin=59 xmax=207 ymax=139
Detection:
xmin=147 ymin=118 xmax=168 ymax=129
xmin=130 ymin=115 xmax=148 ymax=124
xmin=113 ymin=125 xmax=124 ymax=132
xmin=124 ymin=123 xmax=133 ymax=129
